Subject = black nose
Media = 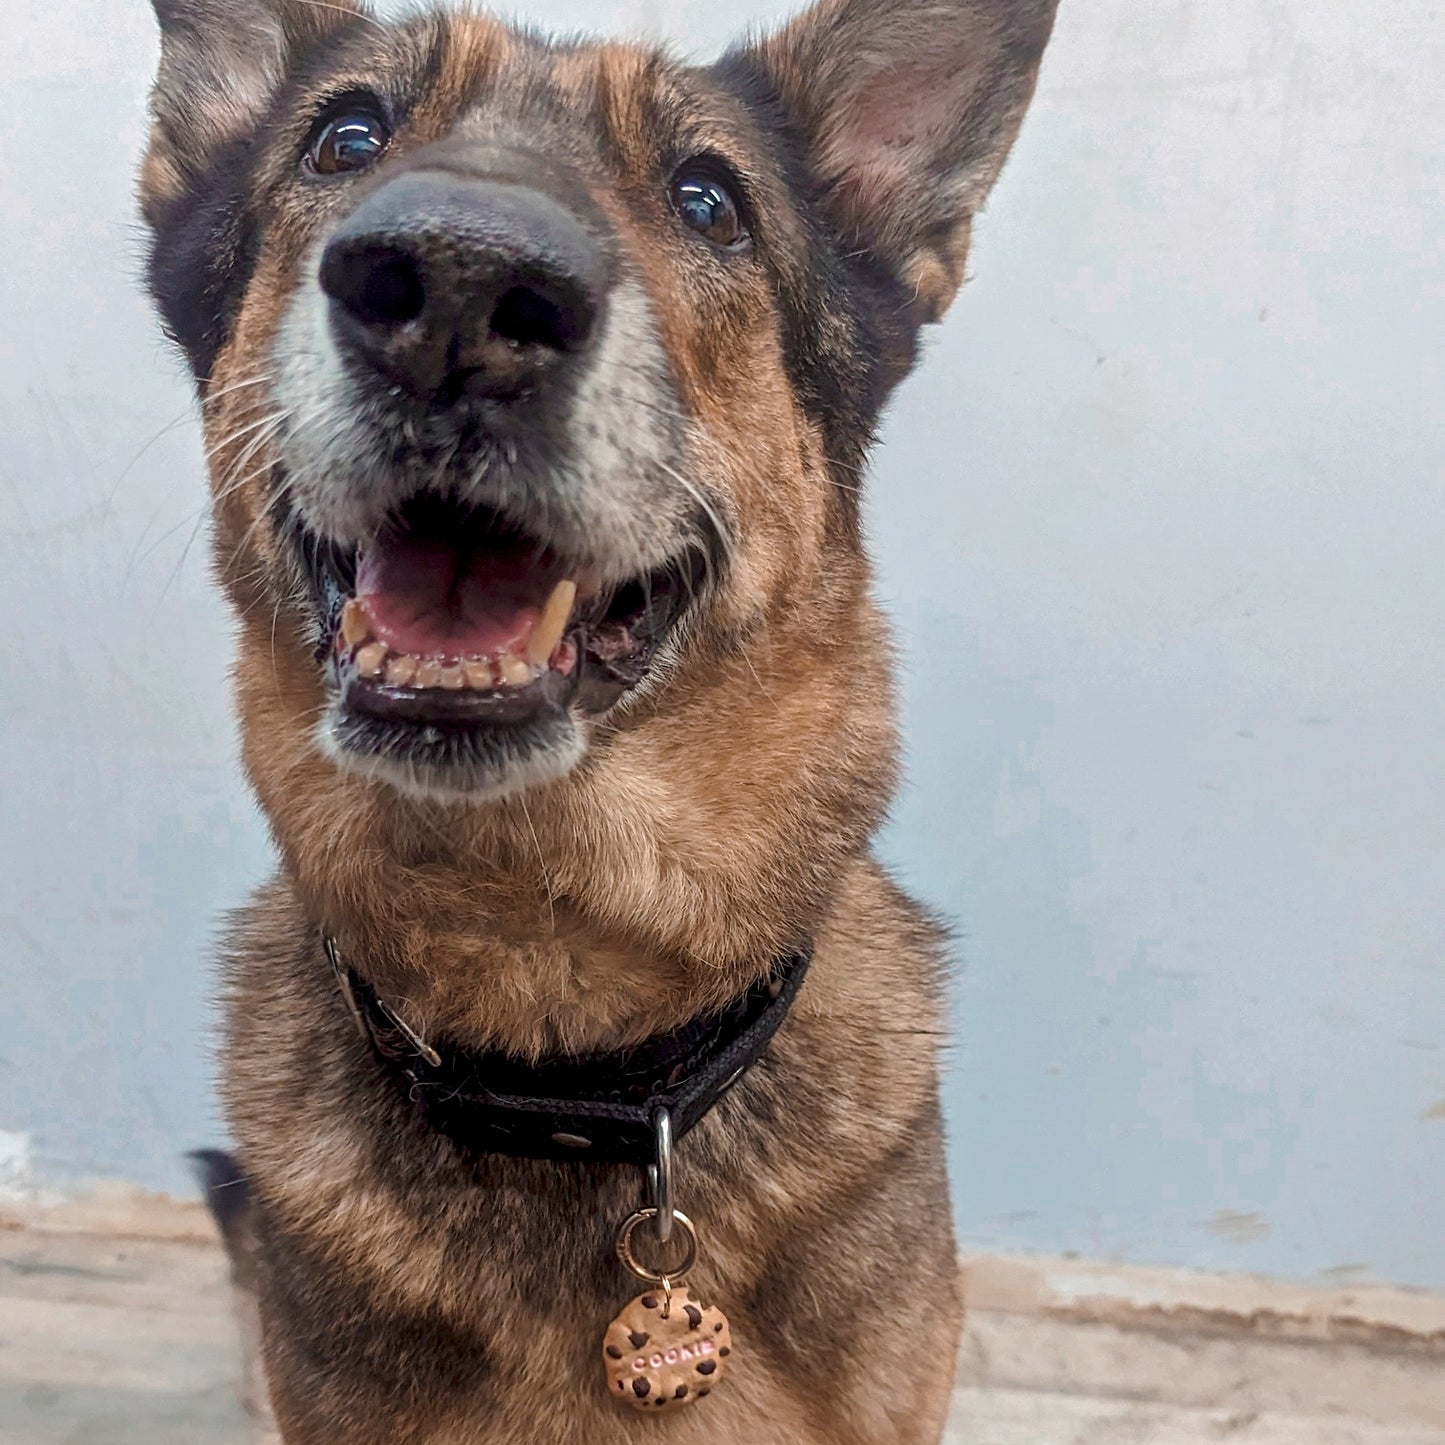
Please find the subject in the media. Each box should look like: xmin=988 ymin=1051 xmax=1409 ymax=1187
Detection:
xmin=319 ymin=172 xmax=606 ymax=406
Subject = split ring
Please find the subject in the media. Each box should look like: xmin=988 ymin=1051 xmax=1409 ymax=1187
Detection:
xmin=616 ymin=1208 xmax=699 ymax=1285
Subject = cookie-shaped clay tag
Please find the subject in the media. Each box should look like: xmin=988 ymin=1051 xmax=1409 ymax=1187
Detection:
xmin=602 ymin=1288 xmax=731 ymax=1411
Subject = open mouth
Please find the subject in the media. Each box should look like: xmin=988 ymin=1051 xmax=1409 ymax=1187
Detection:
xmin=310 ymin=495 xmax=700 ymax=739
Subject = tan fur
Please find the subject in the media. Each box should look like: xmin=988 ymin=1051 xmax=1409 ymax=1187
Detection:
xmin=141 ymin=2 xmax=1059 ymax=1439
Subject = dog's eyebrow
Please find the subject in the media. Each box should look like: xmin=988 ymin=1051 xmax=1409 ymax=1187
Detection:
xmin=277 ymin=7 xmax=512 ymax=145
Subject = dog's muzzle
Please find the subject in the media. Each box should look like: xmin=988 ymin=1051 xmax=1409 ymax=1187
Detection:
xmin=268 ymin=146 xmax=717 ymax=798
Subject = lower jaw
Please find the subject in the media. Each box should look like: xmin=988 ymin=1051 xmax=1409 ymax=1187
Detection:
xmin=323 ymin=694 xmax=587 ymax=802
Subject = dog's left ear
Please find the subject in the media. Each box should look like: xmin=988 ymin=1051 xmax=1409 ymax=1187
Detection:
xmin=743 ymin=0 xmax=1059 ymax=323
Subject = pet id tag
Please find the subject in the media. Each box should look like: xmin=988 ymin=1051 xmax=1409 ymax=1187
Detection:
xmin=602 ymin=1110 xmax=732 ymax=1411
xmin=603 ymin=1209 xmax=732 ymax=1412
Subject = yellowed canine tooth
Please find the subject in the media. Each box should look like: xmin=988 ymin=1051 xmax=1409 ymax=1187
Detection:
xmin=463 ymin=657 xmax=495 ymax=690
xmin=355 ymin=642 xmax=387 ymax=679
xmin=416 ymin=659 xmax=444 ymax=689
xmin=498 ymin=654 xmax=533 ymax=688
xmin=527 ymin=579 xmax=577 ymax=667
xmin=385 ymin=654 xmax=418 ymax=687
xmin=341 ymin=599 xmax=370 ymax=648
xmin=439 ymin=663 xmax=466 ymax=690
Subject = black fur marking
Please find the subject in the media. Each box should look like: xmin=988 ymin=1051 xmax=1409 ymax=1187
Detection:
xmin=708 ymin=50 xmax=921 ymax=489
xmin=147 ymin=132 xmax=268 ymax=384
xmin=188 ymin=1147 xmax=253 ymax=1252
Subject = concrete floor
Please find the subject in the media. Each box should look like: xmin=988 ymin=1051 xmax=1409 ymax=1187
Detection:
xmin=2 ymin=1203 xmax=1443 ymax=1444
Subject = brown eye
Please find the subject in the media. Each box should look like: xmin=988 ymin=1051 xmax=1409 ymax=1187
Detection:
xmin=305 ymin=106 xmax=391 ymax=177
xmin=669 ymin=169 xmax=749 ymax=250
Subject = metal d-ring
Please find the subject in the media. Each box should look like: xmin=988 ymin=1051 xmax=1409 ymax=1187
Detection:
xmin=646 ymin=1107 xmax=676 ymax=1245
xmin=324 ymin=935 xmax=369 ymax=1044
xmin=324 ymin=934 xmax=441 ymax=1069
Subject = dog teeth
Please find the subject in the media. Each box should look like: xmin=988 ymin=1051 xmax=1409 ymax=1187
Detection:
xmin=385 ymin=654 xmax=419 ymax=687
xmin=337 ymin=599 xmax=570 ymax=695
xmin=357 ymin=644 xmax=541 ymax=691
xmin=355 ymin=643 xmax=387 ymax=679
xmin=498 ymin=654 xmax=533 ymax=688
xmin=341 ymin=599 xmax=371 ymax=648
xmin=527 ymin=579 xmax=577 ymax=667
xmin=463 ymin=657 xmax=496 ymax=690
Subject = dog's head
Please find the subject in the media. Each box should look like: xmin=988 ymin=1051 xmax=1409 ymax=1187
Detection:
xmin=142 ymin=0 xmax=1055 ymax=806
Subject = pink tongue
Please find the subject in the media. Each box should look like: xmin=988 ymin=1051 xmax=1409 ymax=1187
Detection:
xmin=356 ymin=535 xmax=556 ymax=660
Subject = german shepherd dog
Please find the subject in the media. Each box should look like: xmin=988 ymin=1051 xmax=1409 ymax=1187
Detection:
xmin=140 ymin=1 xmax=1057 ymax=1439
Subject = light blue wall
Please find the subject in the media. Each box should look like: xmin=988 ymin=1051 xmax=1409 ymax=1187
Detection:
xmin=2 ymin=0 xmax=1442 ymax=1289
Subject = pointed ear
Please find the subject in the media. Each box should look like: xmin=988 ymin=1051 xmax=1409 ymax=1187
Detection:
xmin=144 ymin=0 xmax=359 ymax=209
xmin=745 ymin=0 xmax=1058 ymax=323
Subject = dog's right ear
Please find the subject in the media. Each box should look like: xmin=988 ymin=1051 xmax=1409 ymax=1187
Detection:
xmin=143 ymin=0 xmax=359 ymax=217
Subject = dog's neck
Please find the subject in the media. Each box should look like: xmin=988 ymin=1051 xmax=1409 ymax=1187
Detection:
xmin=236 ymin=579 xmax=898 ymax=1058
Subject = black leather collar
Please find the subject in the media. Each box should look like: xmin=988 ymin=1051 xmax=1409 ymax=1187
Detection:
xmin=328 ymin=938 xmax=811 ymax=1167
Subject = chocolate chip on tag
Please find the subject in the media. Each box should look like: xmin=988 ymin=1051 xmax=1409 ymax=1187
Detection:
xmin=602 ymin=1289 xmax=732 ymax=1412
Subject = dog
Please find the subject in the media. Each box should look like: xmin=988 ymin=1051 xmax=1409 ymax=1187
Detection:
xmin=141 ymin=0 xmax=1057 ymax=1439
